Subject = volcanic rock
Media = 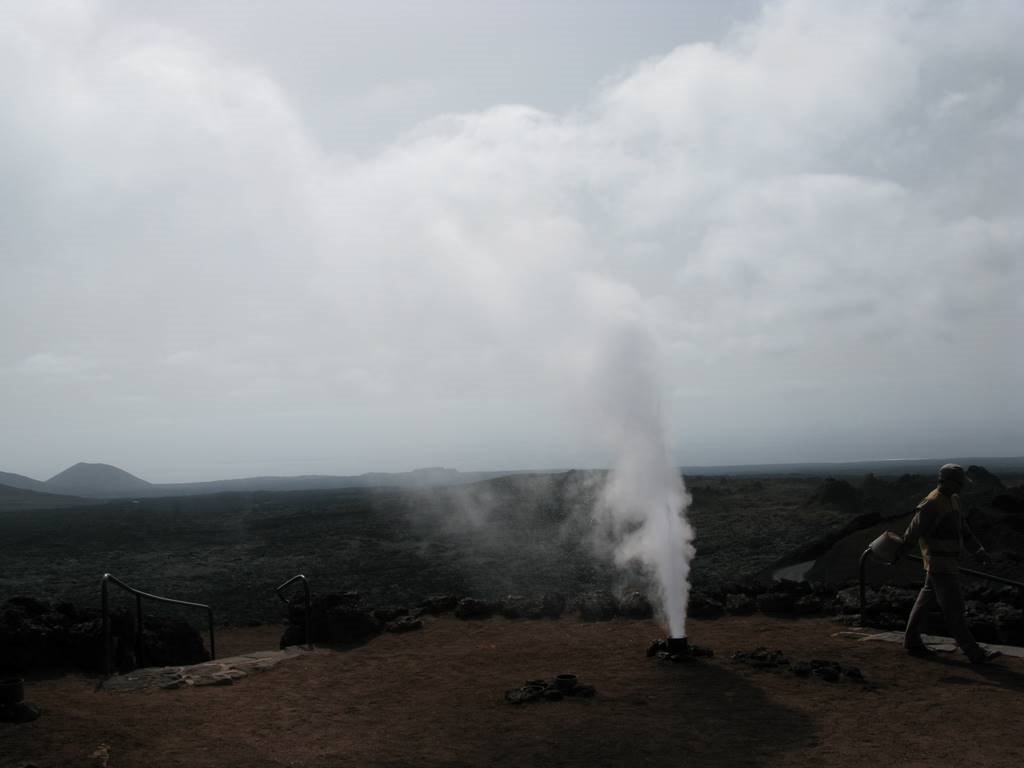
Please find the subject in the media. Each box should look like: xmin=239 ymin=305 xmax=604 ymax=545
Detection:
xmin=576 ymin=591 xmax=618 ymax=621
xmin=539 ymin=592 xmax=566 ymax=619
xmin=688 ymin=591 xmax=725 ymax=618
xmin=755 ymin=593 xmax=796 ymax=614
xmin=618 ymin=591 xmax=654 ymax=619
xmin=794 ymin=596 xmax=824 ymax=614
xmin=138 ymin=615 xmax=210 ymax=667
xmin=326 ymin=605 xmax=380 ymax=644
xmin=279 ymin=624 xmax=306 ymax=649
xmin=835 ymin=586 xmax=867 ymax=615
xmin=646 ymin=638 xmax=714 ymax=662
xmin=385 ymin=616 xmax=422 ymax=633
xmin=808 ymin=478 xmax=861 ymax=513
xmin=732 ymin=648 xmax=790 ymax=669
xmin=771 ymin=579 xmax=813 ymax=596
xmin=992 ymin=491 xmax=1024 ymax=515
xmin=873 ymin=586 xmax=917 ymax=614
xmin=504 ymin=675 xmax=596 ymax=704
xmin=725 ymin=594 xmax=757 ymax=614
xmin=966 ymin=465 xmax=1004 ymax=490
xmin=497 ymin=594 xmax=534 ymax=619
xmin=281 ymin=592 xmax=379 ymax=647
xmin=372 ymin=606 xmax=409 ymax=623
xmin=0 ymin=596 xmax=207 ymax=673
xmin=420 ymin=594 xmax=459 ymax=615
xmin=454 ymin=598 xmax=492 ymax=619
xmin=734 ymin=648 xmax=865 ymax=682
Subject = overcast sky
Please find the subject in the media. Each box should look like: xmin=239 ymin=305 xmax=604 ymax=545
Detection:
xmin=2 ymin=0 xmax=1022 ymax=483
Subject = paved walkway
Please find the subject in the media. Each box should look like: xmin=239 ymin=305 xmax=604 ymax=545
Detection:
xmin=837 ymin=629 xmax=1024 ymax=658
xmin=101 ymin=646 xmax=322 ymax=691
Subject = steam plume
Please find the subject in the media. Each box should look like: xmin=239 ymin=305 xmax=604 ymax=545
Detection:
xmin=588 ymin=318 xmax=695 ymax=638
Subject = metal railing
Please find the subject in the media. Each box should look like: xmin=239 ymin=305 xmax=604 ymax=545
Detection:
xmin=858 ymin=549 xmax=1024 ymax=627
xmin=101 ymin=573 xmax=215 ymax=677
xmin=275 ymin=574 xmax=313 ymax=650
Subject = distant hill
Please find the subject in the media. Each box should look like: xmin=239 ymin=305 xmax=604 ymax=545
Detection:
xmin=0 ymin=483 xmax=91 ymax=511
xmin=45 ymin=462 xmax=153 ymax=497
xmin=152 ymin=467 xmax=505 ymax=497
xmin=1 ymin=463 xmax=512 ymax=500
xmin=0 ymin=471 xmax=49 ymax=494
xmin=680 ymin=456 xmax=1024 ymax=478
xmin=2 ymin=456 xmax=1021 ymax=502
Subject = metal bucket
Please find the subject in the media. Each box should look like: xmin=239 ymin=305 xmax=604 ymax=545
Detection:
xmin=868 ymin=531 xmax=903 ymax=564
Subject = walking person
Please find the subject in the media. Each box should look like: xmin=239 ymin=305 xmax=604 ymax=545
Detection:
xmin=899 ymin=463 xmax=1001 ymax=663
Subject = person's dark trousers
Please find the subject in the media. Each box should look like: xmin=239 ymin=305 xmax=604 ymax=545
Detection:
xmin=904 ymin=571 xmax=982 ymax=660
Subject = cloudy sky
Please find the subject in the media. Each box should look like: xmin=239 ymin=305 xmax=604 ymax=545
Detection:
xmin=2 ymin=0 xmax=1022 ymax=483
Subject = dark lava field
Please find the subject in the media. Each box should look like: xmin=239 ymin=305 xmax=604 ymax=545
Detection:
xmin=1 ymin=467 xmax=1022 ymax=626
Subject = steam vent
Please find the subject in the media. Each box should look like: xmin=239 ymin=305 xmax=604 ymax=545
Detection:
xmin=647 ymin=637 xmax=714 ymax=663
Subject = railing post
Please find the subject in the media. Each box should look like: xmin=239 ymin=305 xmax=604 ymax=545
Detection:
xmin=304 ymin=578 xmax=312 ymax=651
xmin=275 ymin=574 xmax=313 ymax=651
xmin=99 ymin=573 xmax=215 ymax=678
xmin=207 ymin=607 xmax=216 ymax=660
xmin=858 ymin=548 xmax=870 ymax=627
xmin=101 ymin=575 xmax=111 ymax=677
xmin=135 ymin=593 xmax=144 ymax=668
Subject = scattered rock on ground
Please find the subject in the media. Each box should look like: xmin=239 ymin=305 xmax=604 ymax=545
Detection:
xmin=497 ymin=594 xmax=534 ymax=619
xmin=618 ymin=592 xmax=653 ymax=619
xmin=454 ymin=598 xmax=493 ymax=620
xmin=688 ymin=591 xmax=725 ymax=618
xmin=646 ymin=638 xmax=714 ymax=663
xmin=420 ymin=595 xmax=459 ymax=615
xmin=386 ymin=616 xmax=423 ymax=633
xmin=576 ymin=591 xmax=618 ymax=622
xmin=540 ymin=592 xmax=566 ymax=619
xmin=372 ymin=606 xmax=409 ymax=622
xmin=725 ymin=594 xmax=757 ymax=614
xmin=733 ymin=647 xmax=865 ymax=682
xmin=504 ymin=676 xmax=596 ymax=704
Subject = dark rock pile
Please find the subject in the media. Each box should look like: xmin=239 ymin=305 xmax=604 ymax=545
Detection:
xmin=504 ymin=675 xmax=596 ymax=704
xmin=576 ymin=591 xmax=619 ymax=621
xmin=732 ymin=648 xmax=864 ymax=682
xmin=0 ymin=596 xmax=209 ymax=674
xmin=454 ymin=597 xmax=492 ymax=619
xmin=843 ymin=583 xmax=1024 ymax=644
xmin=385 ymin=615 xmax=423 ymax=633
xmin=481 ymin=592 xmax=567 ymax=619
xmin=619 ymin=591 xmax=654 ymax=619
xmin=277 ymin=572 xmax=1024 ymax=653
xmin=646 ymin=638 xmax=714 ymax=663
xmin=281 ymin=591 xmax=574 ymax=647
xmin=280 ymin=591 xmax=383 ymax=648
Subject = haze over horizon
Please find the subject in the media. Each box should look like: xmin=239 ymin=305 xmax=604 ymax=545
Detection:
xmin=3 ymin=0 xmax=1022 ymax=484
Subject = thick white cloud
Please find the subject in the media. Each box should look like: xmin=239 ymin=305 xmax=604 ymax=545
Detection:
xmin=1 ymin=0 xmax=1021 ymax=480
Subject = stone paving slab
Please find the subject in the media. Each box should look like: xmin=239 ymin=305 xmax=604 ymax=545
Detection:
xmin=836 ymin=629 xmax=1024 ymax=658
xmin=102 ymin=646 xmax=322 ymax=692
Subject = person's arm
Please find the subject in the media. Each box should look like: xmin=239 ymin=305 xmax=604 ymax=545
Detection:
xmin=962 ymin=514 xmax=990 ymax=564
xmin=898 ymin=498 xmax=939 ymax=557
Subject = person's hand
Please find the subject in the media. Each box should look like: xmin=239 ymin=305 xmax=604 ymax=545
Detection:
xmin=975 ymin=547 xmax=991 ymax=566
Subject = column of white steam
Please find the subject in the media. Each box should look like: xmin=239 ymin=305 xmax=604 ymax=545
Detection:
xmin=589 ymin=316 xmax=695 ymax=640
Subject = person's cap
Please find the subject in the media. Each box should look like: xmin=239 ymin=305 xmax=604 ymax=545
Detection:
xmin=938 ymin=463 xmax=971 ymax=484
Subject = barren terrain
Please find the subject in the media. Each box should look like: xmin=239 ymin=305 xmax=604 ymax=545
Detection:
xmin=0 ymin=471 xmax=948 ymax=624
xmin=3 ymin=614 xmax=1023 ymax=768
xmin=3 ymin=467 xmax=1023 ymax=766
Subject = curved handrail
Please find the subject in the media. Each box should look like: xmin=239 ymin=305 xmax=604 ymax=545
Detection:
xmin=275 ymin=574 xmax=313 ymax=650
xmin=858 ymin=549 xmax=1024 ymax=626
xmin=101 ymin=573 xmax=215 ymax=677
